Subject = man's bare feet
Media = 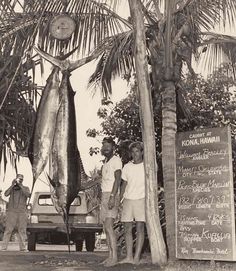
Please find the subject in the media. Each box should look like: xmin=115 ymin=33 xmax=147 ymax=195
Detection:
xmin=119 ymin=257 xmax=134 ymax=264
xmin=104 ymin=258 xmax=118 ymax=267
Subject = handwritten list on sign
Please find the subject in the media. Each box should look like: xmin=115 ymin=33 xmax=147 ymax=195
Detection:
xmin=175 ymin=126 xmax=236 ymax=261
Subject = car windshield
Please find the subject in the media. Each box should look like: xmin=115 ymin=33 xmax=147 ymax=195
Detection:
xmin=38 ymin=194 xmax=82 ymax=206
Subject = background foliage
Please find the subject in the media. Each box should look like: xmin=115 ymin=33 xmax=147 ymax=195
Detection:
xmin=87 ymin=63 xmax=236 ymax=179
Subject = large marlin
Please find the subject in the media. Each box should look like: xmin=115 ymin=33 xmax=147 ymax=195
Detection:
xmin=28 ymin=67 xmax=60 ymax=187
xmin=29 ymin=46 xmax=83 ymax=192
xmin=50 ymin=72 xmax=79 ymax=218
xmin=34 ymin=47 xmax=100 ymax=251
xmin=33 ymin=45 xmax=100 ymax=201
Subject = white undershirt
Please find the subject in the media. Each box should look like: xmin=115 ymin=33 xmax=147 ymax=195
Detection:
xmin=122 ymin=161 xmax=145 ymax=200
xmin=101 ymin=155 xmax=122 ymax=192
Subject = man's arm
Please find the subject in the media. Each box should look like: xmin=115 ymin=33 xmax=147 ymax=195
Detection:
xmin=120 ymin=179 xmax=127 ymax=202
xmin=108 ymin=169 xmax=122 ymax=209
xmin=111 ymin=169 xmax=122 ymax=196
xmin=4 ymin=180 xmax=16 ymax=197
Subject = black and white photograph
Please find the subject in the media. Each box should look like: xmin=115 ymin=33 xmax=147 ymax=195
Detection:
xmin=1 ymin=0 xmax=236 ymax=270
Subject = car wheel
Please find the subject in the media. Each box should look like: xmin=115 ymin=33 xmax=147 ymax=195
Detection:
xmin=75 ymin=240 xmax=83 ymax=252
xmin=85 ymin=233 xmax=95 ymax=252
xmin=28 ymin=232 xmax=36 ymax=251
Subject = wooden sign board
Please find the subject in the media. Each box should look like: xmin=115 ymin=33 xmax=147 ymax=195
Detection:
xmin=175 ymin=126 xmax=236 ymax=261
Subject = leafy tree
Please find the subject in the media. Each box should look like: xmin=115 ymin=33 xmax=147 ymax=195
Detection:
xmin=88 ymin=62 xmax=236 ymax=179
xmin=179 ymin=63 xmax=236 ymax=131
xmin=88 ymin=83 xmax=162 ymax=163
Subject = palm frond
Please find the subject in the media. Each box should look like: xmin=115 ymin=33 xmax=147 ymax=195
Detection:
xmin=88 ymin=30 xmax=134 ymax=98
xmin=0 ymin=0 xmax=130 ymax=58
xmin=139 ymin=0 xmax=159 ymax=24
xmin=0 ymin=54 xmax=38 ymax=168
xmin=174 ymin=0 xmax=236 ymax=46
xmin=197 ymin=32 xmax=236 ymax=75
xmin=165 ymin=0 xmax=236 ymax=77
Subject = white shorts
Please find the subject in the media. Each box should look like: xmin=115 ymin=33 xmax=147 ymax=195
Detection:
xmin=100 ymin=192 xmax=119 ymax=223
xmin=121 ymin=198 xmax=145 ymax=222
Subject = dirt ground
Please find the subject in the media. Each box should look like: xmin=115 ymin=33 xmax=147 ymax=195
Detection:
xmin=1 ymin=244 xmax=236 ymax=271
xmin=0 ymin=250 xmax=157 ymax=271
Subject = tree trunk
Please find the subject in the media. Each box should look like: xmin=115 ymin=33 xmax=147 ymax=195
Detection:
xmin=162 ymin=0 xmax=177 ymax=260
xmin=148 ymin=39 xmax=163 ymax=113
xmin=128 ymin=0 xmax=167 ymax=265
xmin=161 ymin=81 xmax=177 ymax=259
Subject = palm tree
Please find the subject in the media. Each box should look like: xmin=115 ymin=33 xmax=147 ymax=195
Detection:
xmin=88 ymin=0 xmax=236 ymax=260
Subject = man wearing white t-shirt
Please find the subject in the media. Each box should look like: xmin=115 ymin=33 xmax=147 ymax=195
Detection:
xmin=100 ymin=137 xmax=122 ymax=267
xmin=119 ymin=141 xmax=146 ymax=265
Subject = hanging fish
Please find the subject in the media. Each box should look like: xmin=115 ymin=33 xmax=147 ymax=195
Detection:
xmin=49 ymin=72 xmax=79 ymax=217
xmin=48 ymin=72 xmax=79 ymax=253
xmin=29 ymin=46 xmax=82 ymax=192
xmin=28 ymin=67 xmax=60 ymax=189
xmin=33 ymin=47 xmax=100 ymax=252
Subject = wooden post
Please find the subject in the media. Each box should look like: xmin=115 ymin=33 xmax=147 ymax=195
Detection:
xmin=128 ymin=0 xmax=167 ymax=265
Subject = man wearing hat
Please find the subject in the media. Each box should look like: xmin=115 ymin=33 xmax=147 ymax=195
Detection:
xmin=1 ymin=173 xmax=30 ymax=251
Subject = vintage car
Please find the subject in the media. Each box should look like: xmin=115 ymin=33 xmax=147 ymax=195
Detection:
xmin=27 ymin=191 xmax=103 ymax=251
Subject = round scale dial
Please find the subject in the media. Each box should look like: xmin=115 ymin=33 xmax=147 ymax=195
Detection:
xmin=49 ymin=14 xmax=76 ymax=40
